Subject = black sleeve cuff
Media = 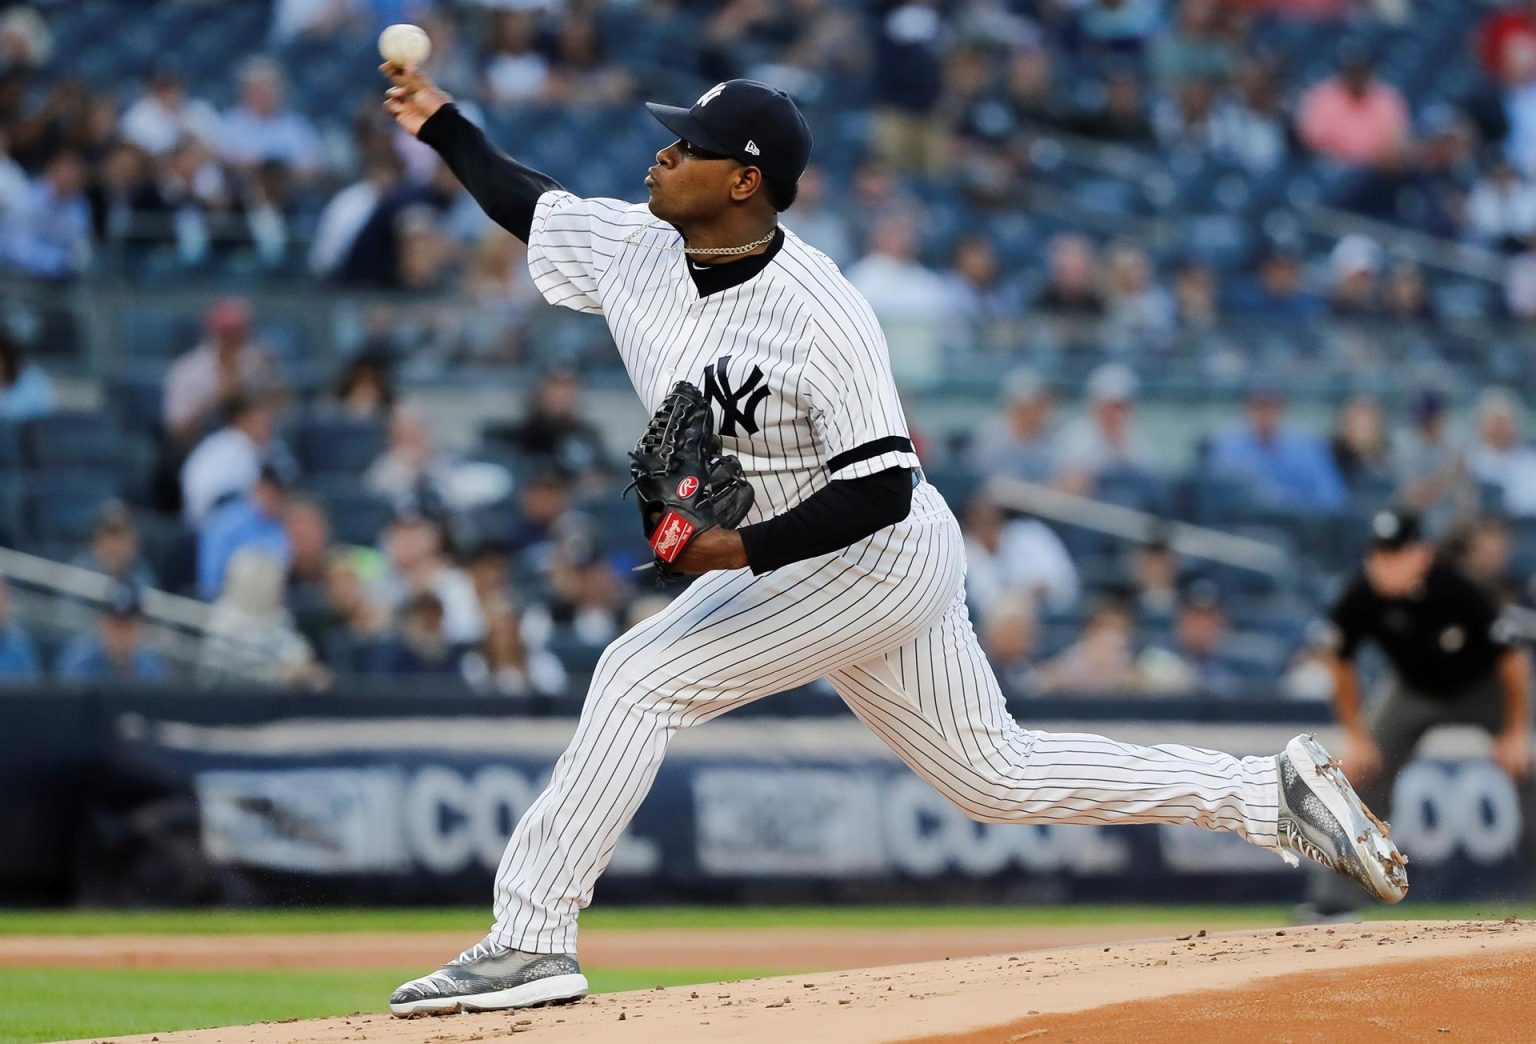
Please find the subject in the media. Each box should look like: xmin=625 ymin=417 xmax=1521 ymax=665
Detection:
xmin=739 ymin=468 xmax=913 ymax=574
xmin=415 ymin=102 xmax=466 ymax=148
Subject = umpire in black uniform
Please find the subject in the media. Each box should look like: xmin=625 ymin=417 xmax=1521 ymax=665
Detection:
xmin=1305 ymin=508 xmax=1534 ymax=915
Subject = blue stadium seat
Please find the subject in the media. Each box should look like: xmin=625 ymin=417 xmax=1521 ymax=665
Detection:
xmin=546 ymin=635 xmax=606 ymax=677
xmin=105 ymin=374 xmax=167 ymax=436
xmin=295 ymin=417 xmax=386 ymax=475
xmin=138 ymin=514 xmax=199 ymax=598
xmin=1097 ymin=469 xmax=1170 ymax=516
xmin=25 ymin=413 xmax=130 ymax=471
xmin=121 ymin=310 xmax=199 ymax=359
xmin=22 ymin=474 xmax=121 ymax=547
xmin=924 ymin=467 xmax=984 ymax=510
xmin=0 ymin=475 xmax=22 ymax=546
xmin=1058 ymin=523 xmax=1118 ymax=562
xmin=0 ymin=420 xmax=22 ymax=472
xmin=1183 ymin=474 xmax=1258 ymax=528
xmin=305 ymin=478 xmax=394 ymax=547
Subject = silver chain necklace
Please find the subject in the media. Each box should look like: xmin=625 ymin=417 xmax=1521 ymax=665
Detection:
xmin=622 ymin=222 xmax=778 ymax=256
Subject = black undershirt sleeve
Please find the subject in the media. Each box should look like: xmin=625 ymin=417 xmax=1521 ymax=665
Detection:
xmin=738 ymin=468 xmax=914 ymax=575
xmin=416 ymin=103 xmax=563 ymax=242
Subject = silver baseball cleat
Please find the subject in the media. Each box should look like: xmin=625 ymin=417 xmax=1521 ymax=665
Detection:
xmin=390 ymin=936 xmax=589 ymax=1016
xmin=1275 ymin=733 xmax=1409 ymax=904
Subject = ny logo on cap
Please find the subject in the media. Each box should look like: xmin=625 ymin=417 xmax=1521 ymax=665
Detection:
xmin=697 ymin=83 xmax=726 ymax=107
xmin=744 ymin=140 xmax=760 ymax=155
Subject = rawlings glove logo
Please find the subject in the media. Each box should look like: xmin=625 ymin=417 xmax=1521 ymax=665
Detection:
xmin=651 ymin=511 xmax=696 ymax=563
xmin=676 ymin=475 xmax=699 ymax=498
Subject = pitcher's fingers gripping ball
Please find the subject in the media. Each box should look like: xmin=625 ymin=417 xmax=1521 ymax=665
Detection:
xmin=626 ymin=381 xmax=754 ymax=581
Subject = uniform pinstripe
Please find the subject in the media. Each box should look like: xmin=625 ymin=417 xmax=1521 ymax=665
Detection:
xmin=489 ymin=192 xmax=1282 ymax=954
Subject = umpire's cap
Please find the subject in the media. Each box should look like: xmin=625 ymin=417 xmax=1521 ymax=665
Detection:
xmin=1369 ymin=508 xmax=1424 ymax=552
xmin=646 ymin=80 xmax=813 ymax=187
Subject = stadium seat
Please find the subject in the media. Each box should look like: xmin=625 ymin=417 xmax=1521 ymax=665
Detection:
xmin=305 ymin=478 xmax=394 ymax=547
xmin=0 ymin=475 xmax=22 ymax=546
xmin=121 ymin=310 xmax=200 ymax=360
xmin=924 ymin=467 xmax=984 ymax=511
xmin=24 ymin=413 xmax=131 ymax=471
xmin=22 ymin=474 xmax=122 ymax=547
xmin=295 ymin=417 xmax=386 ymax=475
xmin=139 ymin=513 xmax=200 ymax=599
xmin=105 ymin=374 xmax=167 ymax=437
xmin=1184 ymin=474 xmax=1258 ymax=528
xmin=1097 ymin=469 xmax=1170 ymax=516
xmin=0 ymin=420 xmax=22 ymax=472
xmin=545 ymin=635 xmax=606 ymax=678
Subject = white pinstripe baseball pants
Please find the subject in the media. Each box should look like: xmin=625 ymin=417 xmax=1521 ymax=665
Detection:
xmin=489 ymin=485 xmax=1281 ymax=954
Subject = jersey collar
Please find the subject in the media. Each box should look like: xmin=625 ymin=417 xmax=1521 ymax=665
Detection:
xmin=685 ymin=227 xmax=785 ymax=297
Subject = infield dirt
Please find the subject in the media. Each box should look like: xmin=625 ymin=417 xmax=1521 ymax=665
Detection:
xmin=42 ymin=919 xmax=1536 ymax=1043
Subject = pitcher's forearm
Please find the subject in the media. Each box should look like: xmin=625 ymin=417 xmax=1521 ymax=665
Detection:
xmin=417 ymin=103 xmax=563 ymax=242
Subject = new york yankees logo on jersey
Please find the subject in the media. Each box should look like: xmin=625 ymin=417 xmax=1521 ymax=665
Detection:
xmin=702 ymin=355 xmax=769 ymax=437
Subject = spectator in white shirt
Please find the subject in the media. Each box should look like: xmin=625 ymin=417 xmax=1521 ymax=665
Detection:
xmin=163 ymin=297 xmax=285 ymax=448
xmin=1052 ymin=362 xmax=1154 ymax=495
xmin=972 ymin=366 xmax=1057 ymax=483
xmin=219 ymin=58 xmax=321 ymax=178
xmin=485 ymin=9 xmax=553 ymax=105
xmin=120 ymin=64 xmax=222 ymax=157
xmin=377 ymin=513 xmax=486 ymax=646
xmin=783 ymin=167 xmax=855 ymax=267
xmin=364 ymin=402 xmax=459 ymax=515
xmin=846 ymin=210 xmax=955 ymax=376
xmin=181 ymin=394 xmax=284 ymax=525
xmin=980 ymin=590 xmax=1040 ymax=696
xmin=1103 ymin=239 xmax=1175 ymax=334
xmin=846 ymin=210 xmax=955 ymax=323
xmin=1467 ymin=386 xmax=1536 ymax=517
xmin=962 ymin=495 xmax=1080 ymax=615
xmin=271 ymin=0 xmax=365 ymax=42
xmin=1467 ymin=158 xmax=1536 ymax=251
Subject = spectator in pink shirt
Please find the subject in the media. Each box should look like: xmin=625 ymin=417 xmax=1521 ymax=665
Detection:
xmin=1296 ymin=48 xmax=1409 ymax=170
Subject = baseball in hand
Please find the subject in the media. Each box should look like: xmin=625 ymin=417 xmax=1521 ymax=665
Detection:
xmin=378 ymin=23 xmax=431 ymax=66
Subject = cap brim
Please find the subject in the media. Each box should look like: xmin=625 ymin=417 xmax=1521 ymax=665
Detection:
xmin=644 ymin=102 xmax=734 ymax=157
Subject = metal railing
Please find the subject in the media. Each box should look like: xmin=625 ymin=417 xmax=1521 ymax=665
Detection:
xmin=0 ymin=545 xmax=306 ymax=686
xmin=984 ymin=475 xmax=1290 ymax=579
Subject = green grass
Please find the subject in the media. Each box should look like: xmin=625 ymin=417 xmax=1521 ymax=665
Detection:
xmin=0 ymin=966 xmax=768 ymax=1044
xmin=0 ymin=902 xmax=1532 ymax=937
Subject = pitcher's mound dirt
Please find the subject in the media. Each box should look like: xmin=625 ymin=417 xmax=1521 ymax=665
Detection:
xmin=0 ymin=925 xmax=1155 ymax=973
xmin=55 ymin=920 xmax=1536 ymax=1044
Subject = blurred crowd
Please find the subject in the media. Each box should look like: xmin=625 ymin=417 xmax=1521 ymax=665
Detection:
xmin=0 ymin=1 xmax=1528 ymax=310
xmin=2 ymin=293 xmax=1534 ymax=702
xmin=0 ymin=305 xmax=657 ymax=694
xmin=3 ymin=0 xmax=1536 ymax=700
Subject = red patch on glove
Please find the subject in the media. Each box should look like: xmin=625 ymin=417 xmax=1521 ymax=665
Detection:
xmin=650 ymin=511 xmax=696 ymax=563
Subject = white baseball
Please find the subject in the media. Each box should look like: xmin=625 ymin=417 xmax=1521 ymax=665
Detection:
xmin=378 ymin=23 xmax=431 ymax=66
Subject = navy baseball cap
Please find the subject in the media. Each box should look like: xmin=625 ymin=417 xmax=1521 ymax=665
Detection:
xmin=645 ymin=80 xmax=813 ymax=187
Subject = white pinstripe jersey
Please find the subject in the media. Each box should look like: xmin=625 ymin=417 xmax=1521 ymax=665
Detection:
xmin=526 ymin=190 xmax=922 ymax=525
